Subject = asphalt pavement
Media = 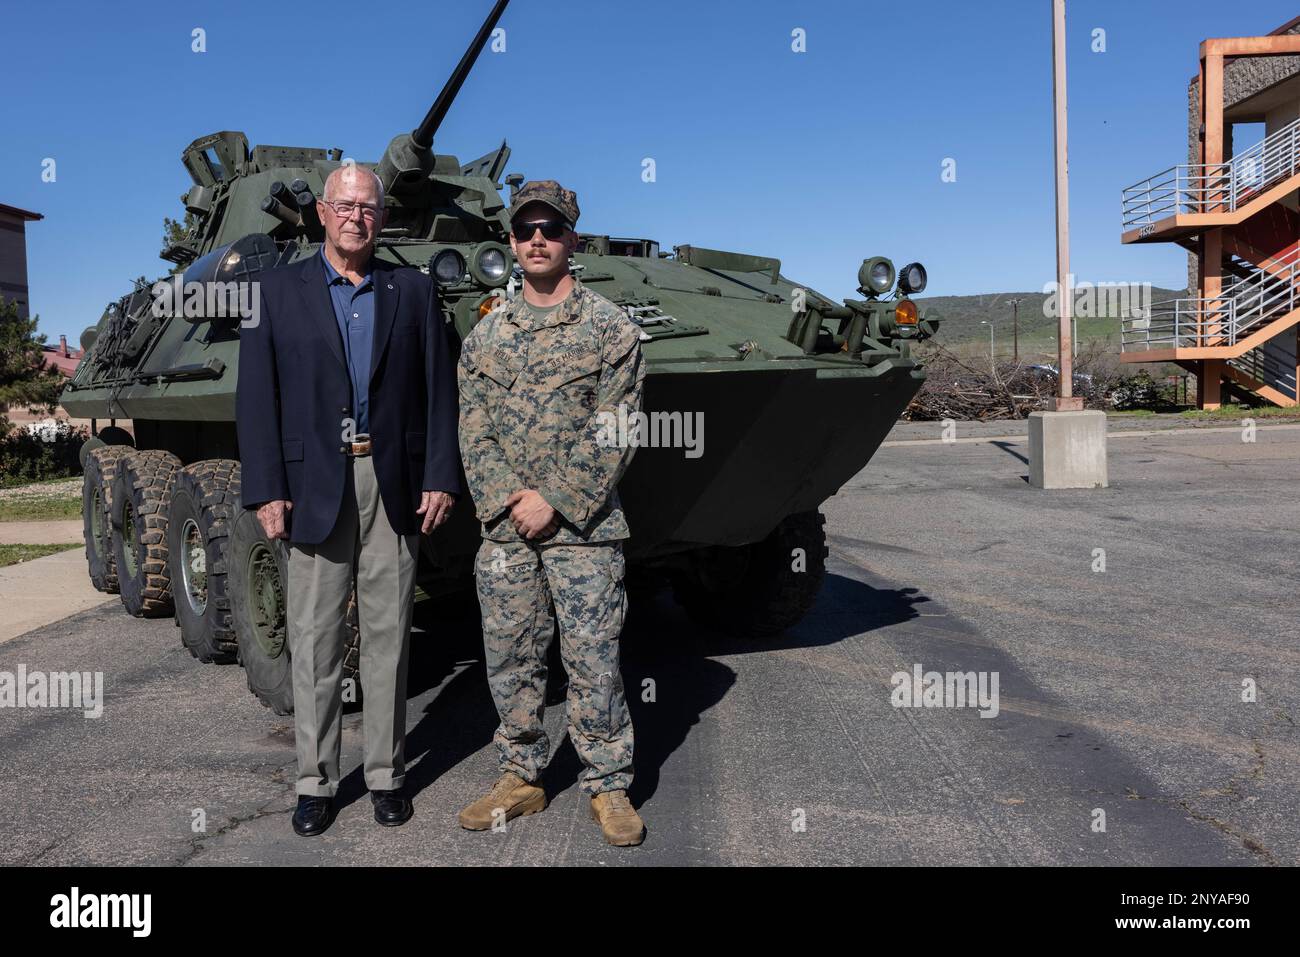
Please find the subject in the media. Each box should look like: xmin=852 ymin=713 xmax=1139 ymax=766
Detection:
xmin=1 ymin=420 xmax=1295 ymax=865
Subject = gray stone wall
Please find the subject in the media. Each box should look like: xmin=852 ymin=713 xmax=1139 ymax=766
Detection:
xmin=1223 ymin=22 xmax=1300 ymax=108
xmin=1187 ymin=78 xmax=1201 ymax=293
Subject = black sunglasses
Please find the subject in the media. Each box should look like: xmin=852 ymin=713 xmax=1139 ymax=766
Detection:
xmin=511 ymin=220 xmax=567 ymax=242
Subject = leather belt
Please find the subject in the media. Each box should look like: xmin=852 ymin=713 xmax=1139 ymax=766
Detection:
xmin=347 ymin=434 xmax=372 ymax=457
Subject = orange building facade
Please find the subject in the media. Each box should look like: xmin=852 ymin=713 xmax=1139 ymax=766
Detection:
xmin=1121 ymin=17 xmax=1300 ymax=408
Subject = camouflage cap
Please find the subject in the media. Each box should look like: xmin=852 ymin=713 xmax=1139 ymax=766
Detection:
xmin=508 ymin=180 xmax=580 ymax=228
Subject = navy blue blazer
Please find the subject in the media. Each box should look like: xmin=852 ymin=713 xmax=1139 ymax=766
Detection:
xmin=236 ymin=252 xmax=461 ymax=545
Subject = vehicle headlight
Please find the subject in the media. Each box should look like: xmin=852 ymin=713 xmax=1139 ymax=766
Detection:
xmin=859 ymin=257 xmax=895 ymax=295
xmin=471 ymin=243 xmax=511 ymax=287
xmin=898 ymin=262 xmax=927 ymax=295
xmin=431 ymin=249 xmax=466 ymax=285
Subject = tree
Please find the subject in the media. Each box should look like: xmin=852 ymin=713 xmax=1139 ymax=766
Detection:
xmin=161 ymin=214 xmax=190 ymax=250
xmin=0 ymin=297 xmax=64 ymax=433
xmin=162 ymin=212 xmax=198 ymax=275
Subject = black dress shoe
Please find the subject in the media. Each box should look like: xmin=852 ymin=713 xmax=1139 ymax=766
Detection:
xmin=371 ymin=788 xmax=414 ymax=827
xmin=292 ymin=796 xmax=334 ymax=837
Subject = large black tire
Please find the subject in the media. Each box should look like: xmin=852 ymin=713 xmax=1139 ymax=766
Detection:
xmin=228 ymin=509 xmax=292 ymax=714
xmin=674 ymin=510 xmax=828 ymax=638
xmin=82 ymin=445 xmax=129 ymax=593
xmin=228 ymin=508 xmax=360 ymax=715
xmin=168 ymin=460 xmax=241 ymax=664
xmin=111 ymin=449 xmax=181 ymax=618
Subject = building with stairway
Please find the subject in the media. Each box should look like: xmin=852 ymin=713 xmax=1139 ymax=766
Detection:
xmin=1120 ymin=16 xmax=1300 ymax=408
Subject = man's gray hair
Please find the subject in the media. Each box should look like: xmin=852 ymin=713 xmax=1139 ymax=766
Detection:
xmin=323 ymin=164 xmax=386 ymax=209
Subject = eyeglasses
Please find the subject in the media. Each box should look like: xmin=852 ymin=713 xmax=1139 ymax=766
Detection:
xmin=511 ymin=220 xmax=567 ymax=242
xmin=321 ymin=199 xmax=381 ymax=221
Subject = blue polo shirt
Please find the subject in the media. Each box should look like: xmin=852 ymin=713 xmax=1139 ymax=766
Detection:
xmin=320 ymin=249 xmax=375 ymax=435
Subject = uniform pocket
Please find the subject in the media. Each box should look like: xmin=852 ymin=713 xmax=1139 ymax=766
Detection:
xmin=542 ymin=353 xmax=602 ymax=415
xmin=479 ymin=353 xmax=521 ymax=389
xmin=553 ymin=352 xmax=602 ymax=386
xmin=593 ymin=669 xmax=615 ymax=732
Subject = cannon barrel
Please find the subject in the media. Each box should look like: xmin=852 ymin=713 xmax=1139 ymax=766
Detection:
xmin=261 ymin=196 xmax=301 ymax=229
xmin=269 ymin=181 xmax=300 ymax=212
xmin=295 ymin=189 xmax=321 ymax=230
xmin=411 ymin=0 xmax=510 ymax=148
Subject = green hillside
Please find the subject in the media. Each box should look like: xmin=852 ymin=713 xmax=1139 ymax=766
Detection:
xmin=914 ymin=286 xmax=1187 ymax=360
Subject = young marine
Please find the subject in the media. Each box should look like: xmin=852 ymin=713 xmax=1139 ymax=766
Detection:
xmin=456 ymin=180 xmax=648 ymax=846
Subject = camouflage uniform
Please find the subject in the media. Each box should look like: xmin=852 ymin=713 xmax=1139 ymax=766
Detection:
xmin=458 ymin=276 xmax=646 ymax=794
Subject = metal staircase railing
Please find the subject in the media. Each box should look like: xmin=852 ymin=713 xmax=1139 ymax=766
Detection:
xmin=1122 ymin=245 xmax=1300 ymax=351
xmin=1122 ymin=117 xmax=1300 ymax=229
xmin=1227 ymin=341 xmax=1297 ymax=400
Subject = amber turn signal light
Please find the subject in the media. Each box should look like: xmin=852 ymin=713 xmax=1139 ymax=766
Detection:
xmin=479 ymin=294 xmax=503 ymax=318
xmin=895 ymin=300 xmax=918 ymax=325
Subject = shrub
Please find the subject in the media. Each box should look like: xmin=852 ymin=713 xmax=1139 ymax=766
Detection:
xmin=0 ymin=421 xmax=88 ymax=486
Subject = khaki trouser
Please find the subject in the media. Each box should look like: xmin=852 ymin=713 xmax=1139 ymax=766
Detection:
xmin=287 ymin=454 xmax=417 ymax=797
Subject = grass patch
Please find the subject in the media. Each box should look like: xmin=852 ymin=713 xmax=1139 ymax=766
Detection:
xmin=1177 ymin=404 xmax=1300 ymax=422
xmin=0 ymin=494 xmax=82 ymax=522
xmin=0 ymin=543 xmax=79 ymax=567
xmin=0 ymin=473 xmax=85 ymax=490
xmin=0 ymin=477 xmax=82 ymax=522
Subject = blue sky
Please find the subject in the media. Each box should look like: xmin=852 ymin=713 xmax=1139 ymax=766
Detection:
xmin=2 ymin=0 xmax=1296 ymax=342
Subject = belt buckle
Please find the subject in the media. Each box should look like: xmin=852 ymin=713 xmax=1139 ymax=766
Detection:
xmin=350 ymin=433 xmax=372 ymax=457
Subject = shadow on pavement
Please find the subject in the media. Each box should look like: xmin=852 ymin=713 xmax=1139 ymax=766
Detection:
xmin=990 ymin=439 xmax=1030 ymax=466
xmin=333 ymin=565 xmax=928 ymax=810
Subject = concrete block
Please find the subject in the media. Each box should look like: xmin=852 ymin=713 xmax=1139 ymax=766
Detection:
xmin=1028 ymin=410 xmax=1108 ymax=489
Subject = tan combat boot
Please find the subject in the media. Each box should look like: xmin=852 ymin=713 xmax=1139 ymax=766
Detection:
xmin=458 ymin=772 xmax=546 ymax=830
xmin=590 ymin=790 xmax=645 ymax=846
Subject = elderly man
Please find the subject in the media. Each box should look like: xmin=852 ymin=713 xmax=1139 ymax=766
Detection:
xmin=457 ymin=181 xmax=648 ymax=846
xmin=237 ymin=165 xmax=460 ymax=836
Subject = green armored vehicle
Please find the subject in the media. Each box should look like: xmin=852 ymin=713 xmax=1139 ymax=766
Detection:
xmin=61 ymin=0 xmax=938 ymax=714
